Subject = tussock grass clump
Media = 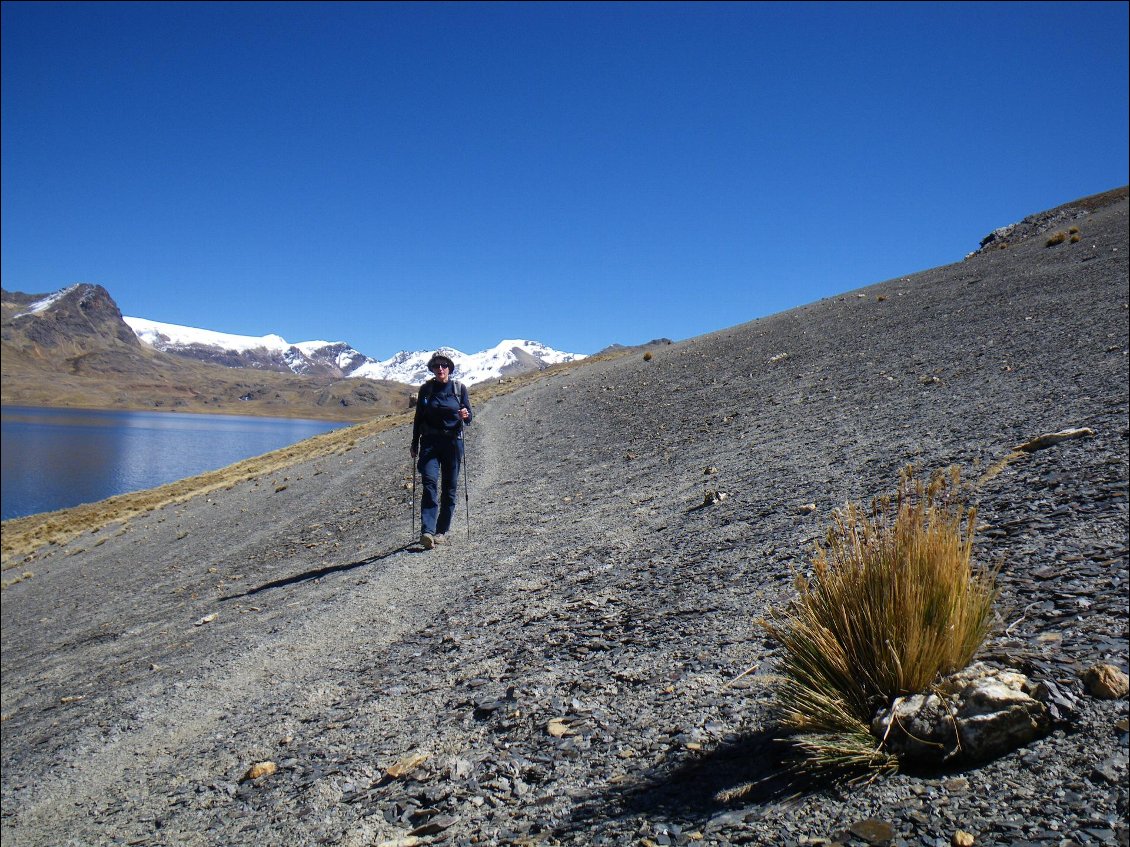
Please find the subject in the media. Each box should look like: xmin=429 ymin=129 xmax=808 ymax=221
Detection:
xmin=1045 ymin=231 xmax=1067 ymax=246
xmin=760 ymin=467 xmax=998 ymax=775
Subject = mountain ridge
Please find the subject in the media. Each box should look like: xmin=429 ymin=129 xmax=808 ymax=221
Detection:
xmin=121 ymin=314 xmax=589 ymax=386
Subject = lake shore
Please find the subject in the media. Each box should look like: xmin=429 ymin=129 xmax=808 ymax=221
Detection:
xmin=1 ymin=406 xmax=357 ymax=522
xmin=0 ymin=397 xmax=380 ymax=423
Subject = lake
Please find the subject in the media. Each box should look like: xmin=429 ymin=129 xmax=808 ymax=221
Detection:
xmin=0 ymin=406 xmax=349 ymax=521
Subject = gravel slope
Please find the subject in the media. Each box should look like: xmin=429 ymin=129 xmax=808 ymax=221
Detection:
xmin=2 ymin=195 xmax=1127 ymax=847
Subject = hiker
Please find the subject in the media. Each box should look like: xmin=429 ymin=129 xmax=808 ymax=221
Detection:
xmin=410 ymin=352 xmax=472 ymax=549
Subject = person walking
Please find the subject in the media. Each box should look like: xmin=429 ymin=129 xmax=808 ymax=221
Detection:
xmin=410 ymin=352 xmax=472 ymax=549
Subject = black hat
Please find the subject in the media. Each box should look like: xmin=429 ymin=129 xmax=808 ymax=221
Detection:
xmin=427 ymin=352 xmax=455 ymax=372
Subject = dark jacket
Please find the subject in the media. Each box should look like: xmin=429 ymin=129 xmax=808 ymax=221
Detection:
xmin=412 ymin=378 xmax=472 ymax=452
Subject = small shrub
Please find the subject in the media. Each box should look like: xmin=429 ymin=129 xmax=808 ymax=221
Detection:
xmin=760 ymin=466 xmax=997 ymax=775
xmin=1045 ymin=231 xmax=1067 ymax=247
xmin=1068 ymin=226 xmax=1080 ymax=234
xmin=643 ymin=351 xmax=653 ymax=361
xmin=1070 ymin=234 xmax=1081 ymax=243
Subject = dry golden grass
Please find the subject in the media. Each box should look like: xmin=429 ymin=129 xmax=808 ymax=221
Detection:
xmin=976 ymin=449 xmax=1027 ymax=487
xmin=760 ymin=466 xmax=998 ymax=774
xmin=1 ymin=350 xmax=631 ymax=567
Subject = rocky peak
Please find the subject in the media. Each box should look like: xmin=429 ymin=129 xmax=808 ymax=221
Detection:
xmin=2 ymin=283 xmax=140 ymax=350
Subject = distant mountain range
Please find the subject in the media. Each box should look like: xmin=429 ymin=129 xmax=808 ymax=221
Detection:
xmin=1 ymin=284 xmax=406 ymax=420
xmin=122 ymin=315 xmax=587 ymax=386
xmin=0 ymin=283 xmax=595 ymax=420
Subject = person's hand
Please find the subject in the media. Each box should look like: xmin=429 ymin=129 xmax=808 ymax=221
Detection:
xmin=459 ymin=408 xmax=470 ymax=421
xmin=410 ymin=446 xmax=418 ymax=459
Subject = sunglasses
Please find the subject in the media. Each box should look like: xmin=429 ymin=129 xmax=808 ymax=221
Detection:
xmin=431 ymin=363 xmax=451 ymax=371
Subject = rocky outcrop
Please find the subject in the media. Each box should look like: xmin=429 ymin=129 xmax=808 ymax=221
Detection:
xmin=871 ymin=663 xmax=1053 ymax=767
xmin=2 ymin=283 xmax=140 ymax=351
xmin=971 ymin=185 xmax=1128 ymax=255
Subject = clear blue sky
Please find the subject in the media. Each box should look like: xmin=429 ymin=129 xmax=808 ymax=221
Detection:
xmin=3 ymin=2 xmax=1127 ymax=358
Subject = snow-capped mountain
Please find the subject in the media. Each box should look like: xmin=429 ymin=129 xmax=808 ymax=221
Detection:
xmin=352 ymin=340 xmax=586 ymax=386
xmin=123 ymin=316 xmax=585 ymax=386
xmin=124 ymin=317 xmax=371 ymax=378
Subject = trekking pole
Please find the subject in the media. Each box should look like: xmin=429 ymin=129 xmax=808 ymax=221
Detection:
xmin=457 ymin=388 xmax=471 ymax=543
xmin=462 ymin=432 xmax=471 ymax=542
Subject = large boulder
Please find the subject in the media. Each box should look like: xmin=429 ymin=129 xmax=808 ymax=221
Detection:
xmin=871 ymin=663 xmax=1051 ymax=767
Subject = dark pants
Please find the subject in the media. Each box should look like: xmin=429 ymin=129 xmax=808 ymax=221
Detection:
xmin=417 ymin=434 xmax=463 ymax=536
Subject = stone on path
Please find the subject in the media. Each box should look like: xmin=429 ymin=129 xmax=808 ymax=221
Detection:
xmin=385 ymin=752 xmax=428 ymax=779
xmin=242 ymin=761 xmax=277 ymax=781
xmin=1081 ymin=663 xmax=1129 ymax=700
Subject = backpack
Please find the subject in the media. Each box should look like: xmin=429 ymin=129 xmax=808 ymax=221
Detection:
xmin=419 ymin=378 xmax=463 ymax=403
xmin=450 ymin=380 xmax=467 ymax=433
xmin=420 ymin=378 xmax=466 ymax=432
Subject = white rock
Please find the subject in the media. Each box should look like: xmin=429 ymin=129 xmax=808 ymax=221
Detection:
xmin=871 ymin=662 xmax=1051 ymax=766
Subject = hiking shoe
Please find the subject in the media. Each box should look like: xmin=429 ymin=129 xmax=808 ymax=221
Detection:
xmin=420 ymin=533 xmax=436 ymax=550
xmin=433 ymin=533 xmax=446 ymax=545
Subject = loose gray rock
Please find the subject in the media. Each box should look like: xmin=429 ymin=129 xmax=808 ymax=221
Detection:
xmin=872 ymin=663 xmax=1052 ymax=767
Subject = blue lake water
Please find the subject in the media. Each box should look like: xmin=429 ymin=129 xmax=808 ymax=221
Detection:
xmin=1 ymin=406 xmax=348 ymax=521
